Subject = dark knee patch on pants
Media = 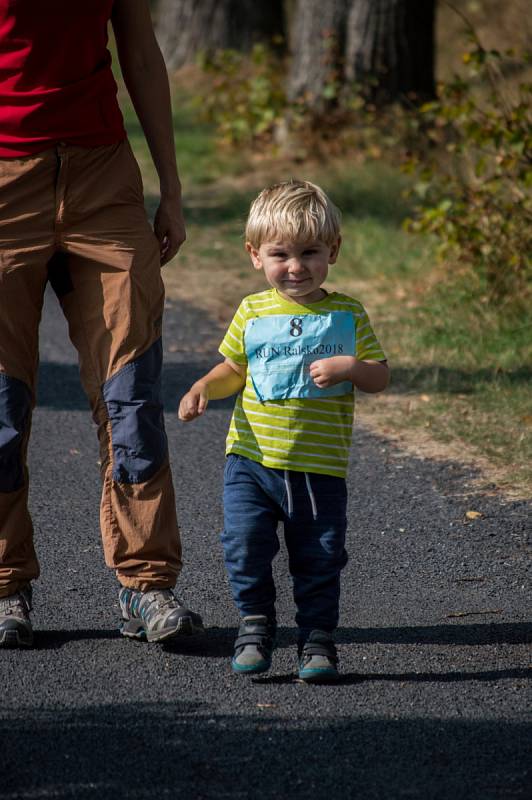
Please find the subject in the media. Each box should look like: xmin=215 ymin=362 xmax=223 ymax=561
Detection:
xmin=0 ymin=373 xmax=32 ymax=492
xmin=103 ymin=338 xmax=168 ymax=484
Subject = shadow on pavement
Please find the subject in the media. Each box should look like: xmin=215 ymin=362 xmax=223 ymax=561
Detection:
xmin=34 ymin=629 xmax=121 ymax=649
xmin=387 ymin=365 xmax=531 ymax=394
xmin=32 ymin=620 xmax=531 ymax=653
xmin=37 ymin=362 xmax=235 ymax=411
xmin=1 ymin=703 xmax=529 ymax=799
xmin=242 ymin=622 xmax=532 ymax=648
xmin=256 ymin=667 xmax=531 ymax=686
xmin=336 ymin=622 xmax=532 ymax=646
xmin=37 ymin=360 xmax=532 ymax=414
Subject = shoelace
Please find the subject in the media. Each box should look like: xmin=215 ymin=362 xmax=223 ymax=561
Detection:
xmin=0 ymin=596 xmax=28 ymax=616
xmin=143 ymin=591 xmax=184 ymax=611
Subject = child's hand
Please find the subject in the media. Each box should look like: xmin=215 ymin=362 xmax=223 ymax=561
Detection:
xmin=178 ymin=382 xmax=209 ymax=421
xmin=310 ymin=355 xmax=356 ymax=389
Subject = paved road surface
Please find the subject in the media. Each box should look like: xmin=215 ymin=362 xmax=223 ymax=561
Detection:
xmin=2 ymin=288 xmax=530 ymax=799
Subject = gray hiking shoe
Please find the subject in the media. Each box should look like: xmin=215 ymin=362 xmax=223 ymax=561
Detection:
xmin=298 ymin=630 xmax=339 ymax=683
xmin=232 ymin=615 xmax=276 ymax=675
xmin=0 ymin=586 xmax=33 ymax=648
xmin=119 ymin=587 xmax=204 ymax=643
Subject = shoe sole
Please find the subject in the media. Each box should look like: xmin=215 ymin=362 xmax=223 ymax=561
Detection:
xmin=0 ymin=629 xmax=33 ymax=648
xmin=298 ymin=668 xmax=340 ymax=683
xmin=231 ymin=659 xmax=271 ymax=675
xmin=120 ymin=615 xmax=205 ymax=643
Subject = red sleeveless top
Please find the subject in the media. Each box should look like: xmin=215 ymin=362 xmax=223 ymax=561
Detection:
xmin=0 ymin=0 xmax=126 ymax=157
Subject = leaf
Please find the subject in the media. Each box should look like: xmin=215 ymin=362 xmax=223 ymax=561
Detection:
xmin=465 ymin=510 xmax=482 ymax=519
xmin=446 ymin=609 xmax=502 ymax=618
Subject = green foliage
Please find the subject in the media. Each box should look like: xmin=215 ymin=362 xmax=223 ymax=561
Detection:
xmin=197 ymin=44 xmax=286 ymax=146
xmin=196 ymin=29 xmax=531 ymax=310
xmin=196 ymin=42 xmax=415 ymax=160
xmin=405 ymin=41 xmax=532 ymax=307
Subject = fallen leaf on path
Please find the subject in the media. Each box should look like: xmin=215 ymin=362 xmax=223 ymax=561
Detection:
xmin=446 ymin=609 xmax=503 ymax=618
xmin=257 ymin=703 xmax=276 ymax=709
xmin=465 ymin=510 xmax=482 ymax=519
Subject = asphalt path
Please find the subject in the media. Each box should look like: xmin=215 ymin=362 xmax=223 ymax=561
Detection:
xmin=2 ymin=287 xmax=531 ymax=799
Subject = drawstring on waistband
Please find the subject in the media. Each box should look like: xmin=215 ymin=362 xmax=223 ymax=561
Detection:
xmin=283 ymin=470 xmax=318 ymax=521
xmin=305 ymin=473 xmax=318 ymax=520
xmin=284 ymin=470 xmax=293 ymax=517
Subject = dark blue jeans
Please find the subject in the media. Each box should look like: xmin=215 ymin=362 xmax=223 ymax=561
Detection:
xmin=221 ymin=454 xmax=348 ymax=639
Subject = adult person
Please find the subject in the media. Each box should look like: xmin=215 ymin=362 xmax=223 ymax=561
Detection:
xmin=0 ymin=0 xmax=203 ymax=646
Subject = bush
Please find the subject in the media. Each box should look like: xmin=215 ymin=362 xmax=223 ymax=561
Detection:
xmin=196 ymin=30 xmax=531 ymax=309
xmin=196 ymin=40 xmax=406 ymax=154
xmin=197 ymin=43 xmax=286 ymax=146
xmin=405 ymin=41 xmax=532 ymax=307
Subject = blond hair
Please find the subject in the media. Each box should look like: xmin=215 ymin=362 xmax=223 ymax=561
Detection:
xmin=245 ymin=179 xmax=341 ymax=248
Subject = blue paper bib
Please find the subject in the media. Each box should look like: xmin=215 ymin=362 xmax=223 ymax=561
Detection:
xmin=244 ymin=311 xmax=355 ymax=401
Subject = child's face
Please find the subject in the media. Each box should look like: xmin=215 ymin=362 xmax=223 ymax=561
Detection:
xmin=246 ymin=237 xmax=341 ymax=304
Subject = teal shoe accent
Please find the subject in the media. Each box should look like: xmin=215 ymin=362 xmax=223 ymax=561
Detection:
xmin=231 ymin=615 xmax=275 ymax=676
xmin=298 ymin=629 xmax=339 ymax=683
xmin=118 ymin=587 xmax=204 ymax=643
xmin=298 ymin=663 xmax=340 ymax=683
xmin=231 ymin=656 xmax=271 ymax=675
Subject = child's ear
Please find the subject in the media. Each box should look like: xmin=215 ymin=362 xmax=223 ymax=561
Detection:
xmin=246 ymin=242 xmax=263 ymax=271
xmin=328 ymin=236 xmax=342 ymax=265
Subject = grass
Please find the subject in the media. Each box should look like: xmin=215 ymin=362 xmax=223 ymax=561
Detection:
xmin=123 ymin=85 xmax=531 ymax=498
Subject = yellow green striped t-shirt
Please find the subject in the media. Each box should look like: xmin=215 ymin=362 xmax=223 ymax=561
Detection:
xmin=219 ymin=288 xmax=386 ymax=478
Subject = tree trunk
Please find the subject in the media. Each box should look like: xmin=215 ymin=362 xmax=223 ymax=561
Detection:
xmin=287 ymin=0 xmax=348 ymax=107
xmin=156 ymin=0 xmax=285 ymax=70
xmin=345 ymin=0 xmax=436 ymax=104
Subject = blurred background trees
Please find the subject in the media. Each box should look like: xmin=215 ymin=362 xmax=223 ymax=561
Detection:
xmin=156 ymin=0 xmax=437 ymax=107
xmin=287 ymin=0 xmax=436 ymax=107
xmin=156 ymin=0 xmax=285 ymax=70
xmin=153 ymin=0 xmax=531 ymax=308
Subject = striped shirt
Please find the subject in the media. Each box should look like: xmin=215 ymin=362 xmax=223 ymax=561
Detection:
xmin=219 ymin=288 xmax=386 ymax=478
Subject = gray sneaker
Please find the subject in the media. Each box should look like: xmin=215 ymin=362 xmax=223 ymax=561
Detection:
xmin=119 ymin=587 xmax=204 ymax=642
xmin=298 ymin=630 xmax=339 ymax=683
xmin=232 ymin=615 xmax=276 ymax=674
xmin=0 ymin=586 xmax=33 ymax=648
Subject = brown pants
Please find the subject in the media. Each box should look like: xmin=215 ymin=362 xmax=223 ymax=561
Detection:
xmin=0 ymin=140 xmax=182 ymax=597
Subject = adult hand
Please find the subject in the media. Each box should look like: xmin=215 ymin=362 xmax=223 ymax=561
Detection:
xmin=154 ymin=195 xmax=186 ymax=266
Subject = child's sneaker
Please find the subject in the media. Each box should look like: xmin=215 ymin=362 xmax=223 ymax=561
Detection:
xmin=0 ymin=586 xmax=33 ymax=648
xmin=298 ymin=630 xmax=339 ymax=683
xmin=231 ymin=615 xmax=276 ymax=674
xmin=119 ymin=587 xmax=204 ymax=642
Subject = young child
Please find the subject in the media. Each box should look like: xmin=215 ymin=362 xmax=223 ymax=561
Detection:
xmin=179 ymin=180 xmax=389 ymax=682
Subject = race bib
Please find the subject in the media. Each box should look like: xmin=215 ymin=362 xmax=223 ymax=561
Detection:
xmin=245 ymin=312 xmax=355 ymax=401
